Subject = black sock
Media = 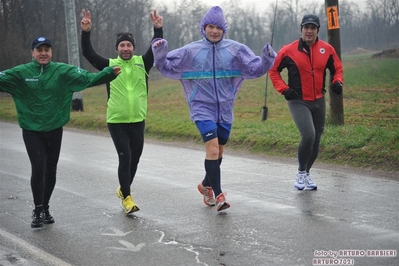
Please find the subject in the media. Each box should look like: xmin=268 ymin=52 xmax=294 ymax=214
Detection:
xmin=203 ymin=157 xmax=222 ymax=187
xmin=204 ymin=159 xmax=222 ymax=196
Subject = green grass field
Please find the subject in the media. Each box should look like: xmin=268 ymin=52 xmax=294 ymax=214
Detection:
xmin=1 ymin=53 xmax=398 ymax=172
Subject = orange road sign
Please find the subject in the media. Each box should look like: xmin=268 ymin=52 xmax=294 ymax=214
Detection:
xmin=326 ymin=6 xmax=340 ymax=30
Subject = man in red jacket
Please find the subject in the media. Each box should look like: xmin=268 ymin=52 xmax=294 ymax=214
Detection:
xmin=269 ymin=14 xmax=343 ymax=190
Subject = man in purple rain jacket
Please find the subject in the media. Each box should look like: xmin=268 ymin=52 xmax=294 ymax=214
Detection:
xmin=151 ymin=6 xmax=276 ymax=212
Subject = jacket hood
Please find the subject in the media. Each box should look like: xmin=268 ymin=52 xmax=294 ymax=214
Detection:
xmin=200 ymin=6 xmax=227 ymax=40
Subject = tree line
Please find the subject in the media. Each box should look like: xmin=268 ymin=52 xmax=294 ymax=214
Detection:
xmin=0 ymin=0 xmax=398 ymax=72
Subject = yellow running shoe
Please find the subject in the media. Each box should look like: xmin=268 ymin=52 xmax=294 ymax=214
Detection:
xmin=121 ymin=195 xmax=140 ymax=214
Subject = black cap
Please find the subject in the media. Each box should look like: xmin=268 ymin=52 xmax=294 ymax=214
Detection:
xmin=301 ymin=14 xmax=320 ymax=27
xmin=31 ymin=37 xmax=52 ymax=50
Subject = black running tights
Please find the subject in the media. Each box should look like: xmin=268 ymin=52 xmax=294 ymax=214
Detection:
xmin=22 ymin=127 xmax=63 ymax=210
xmin=107 ymin=122 xmax=145 ymax=198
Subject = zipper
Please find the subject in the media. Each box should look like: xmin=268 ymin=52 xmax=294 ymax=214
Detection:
xmin=310 ymin=46 xmax=316 ymax=100
xmin=212 ymin=43 xmax=220 ymax=122
xmin=33 ymin=65 xmax=44 ymax=78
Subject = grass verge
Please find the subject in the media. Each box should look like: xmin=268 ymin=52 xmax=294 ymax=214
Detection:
xmin=0 ymin=53 xmax=398 ymax=173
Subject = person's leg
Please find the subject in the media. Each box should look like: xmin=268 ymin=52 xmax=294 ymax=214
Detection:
xmin=203 ymin=124 xmax=229 ymax=186
xmin=22 ymin=130 xmax=46 ymax=211
xmin=200 ymin=122 xmax=230 ymax=185
xmin=40 ymin=127 xmax=63 ymax=224
xmin=288 ymin=100 xmax=315 ymax=172
xmin=42 ymin=127 xmax=63 ymax=211
xmin=126 ymin=121 xmax=145 ymax=186
xmin=196 ymin=121 xmax=231 ymax=211
xmin=306 ymin=97 xmax=326 ymax=172
xmin=22 ymin=129 xmax=46 ymax=227
xmin=203 ymin=157 xmax=222 ymax=187
xmin=108 ymin=123 xmax=139 ymax=214
xmin=288 ymin=100 xmax=315 ymax=190
xmin=195 ymin=121 xmax=219 ymax=206
xmin=204 ymin=138 xmax=230 ymax=210
xmin=302 ymin=98 xmax=326 ymax=190
xmin=211 ymin=123 xmax=230 ymax=191
xmin=108 ymin=123 xmax=132 ymax=198
xmin=204 ymin=138 xmax=222 ymax=195
xmin=213 ymin=124 xmax=231 ymax=211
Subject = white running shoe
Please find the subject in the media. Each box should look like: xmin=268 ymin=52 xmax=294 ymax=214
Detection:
xmin=294 ymin=172 xmax=306 ymax=190
xmin=215 ymin=192 xmax=230 ymax=212
xmin=197 ymin=182 xmax=216 ymax=206
xmin=304 ymin=173 xmax=317 ymax=190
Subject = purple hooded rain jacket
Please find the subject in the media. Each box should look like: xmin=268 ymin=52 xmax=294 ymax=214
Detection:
xmin=152 ymin=6 xmax=276 ymax=124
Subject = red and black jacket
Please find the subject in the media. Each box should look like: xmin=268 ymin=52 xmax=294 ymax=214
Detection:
xmin=269 ymin=38 xmax=343 ymax=101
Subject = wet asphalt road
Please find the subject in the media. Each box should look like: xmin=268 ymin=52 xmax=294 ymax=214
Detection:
xmin=0 ymin=121 xmax=398 ymax=266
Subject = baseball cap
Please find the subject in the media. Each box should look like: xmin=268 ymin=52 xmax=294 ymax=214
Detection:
xmin=301 ymin=14 xmax=320 ymax=27
xmin=31 ymin=37 xmax=52 ymax=49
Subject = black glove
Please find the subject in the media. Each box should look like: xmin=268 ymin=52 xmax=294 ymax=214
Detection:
xmin=283 ymin=88 xmax=299 ymax=101
xmin=332 ymin=81 xmax=343 ymax=95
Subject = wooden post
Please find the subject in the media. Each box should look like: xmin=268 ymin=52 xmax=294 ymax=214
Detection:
xmin=325 ymin=0 xmax=344 ymax=125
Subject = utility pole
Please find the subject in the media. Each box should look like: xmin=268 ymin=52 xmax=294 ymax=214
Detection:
xmin=64 ymin=0 xmax=83 ymax=111
xmin=325 ymin=0 xmax=344 ymax=125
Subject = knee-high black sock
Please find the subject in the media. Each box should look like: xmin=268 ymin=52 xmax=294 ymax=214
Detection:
xmin=203 ymin=157 xmax=222 ymax=187
xmin=204 ymin=159 xmax=222 ymax=196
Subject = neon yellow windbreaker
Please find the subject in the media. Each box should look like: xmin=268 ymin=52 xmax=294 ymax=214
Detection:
xmin=107 ymin=56 xmax=147 ymax=123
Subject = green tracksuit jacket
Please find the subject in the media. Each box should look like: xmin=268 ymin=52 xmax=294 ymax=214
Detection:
xmin=0 ymin=59 xmax=117 ymax=132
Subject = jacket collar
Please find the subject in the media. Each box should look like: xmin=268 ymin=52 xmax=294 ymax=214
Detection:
xmin=31 ymin=58 xmax=52 ymax=68
xmin=298 ymin=37 xmax=319 ymax=53
xmin=115 ymin=55 xmax=136 ymax=63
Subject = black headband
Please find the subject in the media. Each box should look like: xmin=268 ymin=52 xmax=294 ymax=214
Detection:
xmin=115 ymin=36 xmax=135 ymax=50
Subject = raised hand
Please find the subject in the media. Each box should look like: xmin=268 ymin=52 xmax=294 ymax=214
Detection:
xmin=150 ymin=10 xmax=163 ymax=29
xmin=152 ymin=39 xmax=165 ymax=48
xmin=81 ymin=9 xmax=92 ymax=32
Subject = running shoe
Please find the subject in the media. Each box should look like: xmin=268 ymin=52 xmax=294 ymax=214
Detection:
xmin=42 ymin=209 xmax=55 ymax=224
xmin=121 ymin=195 xmax=140 ymax=214
xmin=304 ymin=173 xmax=317 ymax=190
xmin=31 ymin=209 xmax=44 ymax=228
xmin=197 ymin=182 xmax=216 ymax=206
xmin=215 ymin=193 xmax=230 ymax=212
xmin=294 ymin=172 xmax=306 ymax=190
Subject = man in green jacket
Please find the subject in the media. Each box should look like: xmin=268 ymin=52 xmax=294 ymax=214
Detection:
xmin=0 ymin=36 xmax=121 ymax=228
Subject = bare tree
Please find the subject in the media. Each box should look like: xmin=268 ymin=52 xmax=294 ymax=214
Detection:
xmin=0 ymin=0 xmax=398 ymax=71
xmin=338 ymin=0 xmax=364 ymax=51
xmin=157 ymin=0 xmax=208 ymax=50
xmin=224 ymin=0 xmax=268 ymax=53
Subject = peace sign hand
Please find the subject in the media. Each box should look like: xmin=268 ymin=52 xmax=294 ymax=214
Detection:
xmin=81 ymin=9 xmax=92 ymax=32
xmin=150 ymin=10 xmax=163 ymax=29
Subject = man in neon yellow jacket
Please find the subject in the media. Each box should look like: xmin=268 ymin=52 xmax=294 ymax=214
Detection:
xmin=0 ymin=36 xmax=121 ymax=228
xmin=81 ymin=9 xmax=163 ymax=214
